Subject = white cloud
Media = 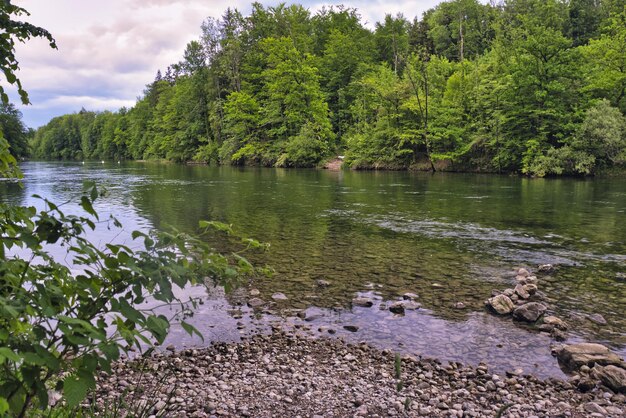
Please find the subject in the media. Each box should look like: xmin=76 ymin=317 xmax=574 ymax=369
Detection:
xmin=29 ymin=95 xmax=136 ymax=111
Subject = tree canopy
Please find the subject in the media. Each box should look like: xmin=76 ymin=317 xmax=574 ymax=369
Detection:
xmin=28 ymin=1 xmax=626 ymax=175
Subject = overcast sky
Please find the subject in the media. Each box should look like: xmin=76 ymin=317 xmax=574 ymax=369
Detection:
xmin=10 ymin=0 xmax=441 ymax=128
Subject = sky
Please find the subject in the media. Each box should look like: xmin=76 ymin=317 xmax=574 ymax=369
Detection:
xmin=9 ymin=0 xmax=442 ymax=128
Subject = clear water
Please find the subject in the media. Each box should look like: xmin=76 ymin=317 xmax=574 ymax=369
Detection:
xmin=2 ymin=161 xmax=625 ymax=378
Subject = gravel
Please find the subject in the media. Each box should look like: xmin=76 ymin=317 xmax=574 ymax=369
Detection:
xmin=89 ymin=332 xmax=626 ymax=417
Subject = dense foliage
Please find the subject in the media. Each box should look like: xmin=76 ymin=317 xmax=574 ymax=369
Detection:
xmin=29 ymin=0 xmax=626 ymax=175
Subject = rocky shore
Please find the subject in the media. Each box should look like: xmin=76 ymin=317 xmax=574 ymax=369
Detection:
xmin=90 ymin=332 xmax=625 ymax=418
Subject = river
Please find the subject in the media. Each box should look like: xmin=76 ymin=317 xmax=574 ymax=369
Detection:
xmin=2 ymin=161 xmax=625 ymax=379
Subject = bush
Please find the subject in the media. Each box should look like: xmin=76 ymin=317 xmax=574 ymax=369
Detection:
xmin=0 ymin=182 xmax=264 ymax=416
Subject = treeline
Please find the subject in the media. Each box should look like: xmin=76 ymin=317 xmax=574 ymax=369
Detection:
xmin=29 ymin=0 xmax=626 ymax=175
xmin=0 ymin=103 xmax=31 ymax=160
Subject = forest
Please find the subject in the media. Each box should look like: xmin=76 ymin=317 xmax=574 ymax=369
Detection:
xmin=4 ymin=0 xmax=626 ymax=176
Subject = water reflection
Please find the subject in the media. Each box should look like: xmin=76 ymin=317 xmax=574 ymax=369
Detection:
xmin=2 ymin=161 xmax=625 ymax=378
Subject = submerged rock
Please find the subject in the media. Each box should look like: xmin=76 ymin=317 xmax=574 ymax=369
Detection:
xmin=538 ymin=264 xmax=555 ymax=274
xmin=352 ymin=297 xmax=373 ymax=308
xmin=486 ymin=294 xmax=515 ymax=315
xmin=550 ymin=328 xmax=567 ymax=342
xmin=587 ymin=313 xmax=608 ymax=325
xmin=556 ymin=343 xmax=625 ymax=372
xmin=247 ymin=298 xmax=265 ymax=308
xmin=543 ymin=316 xmax=568 ymax=331
xmin=343 ymin=325 xmax=359 ymax=332
xmin=512 ymin=302 xmax=546 ymax=322
xmin=271 ymin=292 xmax=288 ymax=301
xmin=401 ymin=300 xmax=421 ymax=310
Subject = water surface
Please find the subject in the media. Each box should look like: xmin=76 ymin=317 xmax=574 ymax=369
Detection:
xmin=2 ymin=162 xmax=625 ymax=378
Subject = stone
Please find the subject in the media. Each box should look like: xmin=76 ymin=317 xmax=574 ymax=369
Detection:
xmin=550 ymin=328 xmax=567 ymax=342
xmin=506 ymin=368 xmax=524 ymax=377
xmin=514 ymin=284 xmax=530 ymax=299
xmin=517 ymin=268 xmax=530 ymax=277
xmin=389 ymin=302 xmax=405 ymax=314
xmin=576 ymin=378 xmax=596 ymax=392
xmin=594 ymin=365 xmax=626 ymax=394
xmin=583 ymin=402 xmax=607 ymax=415
xmin=543 ymin=316 xmax=568 ymax=330
xmin=247 ymin=298 xmax=265 ymax=308
xmin=403 ymin=292 xmax=419 ymax=300
xmin=304 ymin=314 xmax=323 ymax=322
xmin=512 ymin=302 xmax=547 ymax=322
xmin=402 ymin=300 xmax=421 ymax=310
xmin=587 ymin=313 xmax=607 ymax=325
xmin=537 ymin=264 xmax=555 ymax=274
xmin=343 ymin=325 xmax=359 ymax=332
xmin=486 ymin=294 xmax=515 ymax=315
xmin=316 ymin=279 xmax=331 ymax=287
xmin=352 ymin=297 xmax=373 ymax=308
xmin=249 ymin=288 xmax=260 ymax=296
xmin=271 ymin=292 xmax=288 ymax=301
xmin=453 ymin=302 xmax=466 ymax=309
xmin=523 ymin=283 xmax=538 ymax=296
xmin=556 ymin=343 xmax=625 ymax=372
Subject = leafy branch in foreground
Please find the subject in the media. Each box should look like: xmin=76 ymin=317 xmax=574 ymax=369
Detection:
xmin=0 ymin=0 xmax=57 ymax=105
xmin=0 ymin=182 xmax=265 ymax=416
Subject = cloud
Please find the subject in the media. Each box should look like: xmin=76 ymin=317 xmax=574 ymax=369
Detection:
xmin=30 ymin=95 xmax=136 ymax=111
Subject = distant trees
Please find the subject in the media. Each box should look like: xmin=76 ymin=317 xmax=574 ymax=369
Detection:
xmin=28 ymin=1 xmax=626 ymax=175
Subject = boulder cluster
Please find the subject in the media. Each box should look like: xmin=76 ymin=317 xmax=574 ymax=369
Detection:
xmin=485 ymin=265 xmax=626 ymax=400
xmin=485 ymin=266 xmax=568 ymax=341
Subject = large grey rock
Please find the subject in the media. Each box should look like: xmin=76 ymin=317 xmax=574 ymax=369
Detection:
xmin=486 ymin=294 xmax=515 ymax=315
xmin=512 ymin=302 xmax=546 ymax=322
xmin=557 ymin=343 xmax=625 ymax=372
xmin=594 ymin=365 xmax=626 ymax=394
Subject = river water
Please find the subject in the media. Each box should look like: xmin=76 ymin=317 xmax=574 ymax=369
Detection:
xmin=2 ymin=161 xmax=625 ymax=378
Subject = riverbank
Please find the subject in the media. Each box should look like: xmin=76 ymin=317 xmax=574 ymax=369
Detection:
xmin=89 ymin=332 xmax=625 ymax=417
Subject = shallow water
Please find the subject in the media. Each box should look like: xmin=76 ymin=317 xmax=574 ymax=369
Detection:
xmin=2 ymin=161 xmax=625 ymax=378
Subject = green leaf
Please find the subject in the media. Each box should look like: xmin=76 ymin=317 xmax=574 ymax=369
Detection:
xmin=180 ymin=321 xmax=204 ymax=342
xmin=0 ymin=397 xmax=9 ymax=414
xmin=0 ymin=347 xmax=20 ymax=362
xmin=63 ymin=375 xmax=89 ymax=408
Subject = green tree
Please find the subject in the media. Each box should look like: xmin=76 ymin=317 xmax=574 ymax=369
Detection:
xmin=0 ymin=103 xmax=29 ymax=158
xmin=581 ymin=11 xmax=626 ymax=113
